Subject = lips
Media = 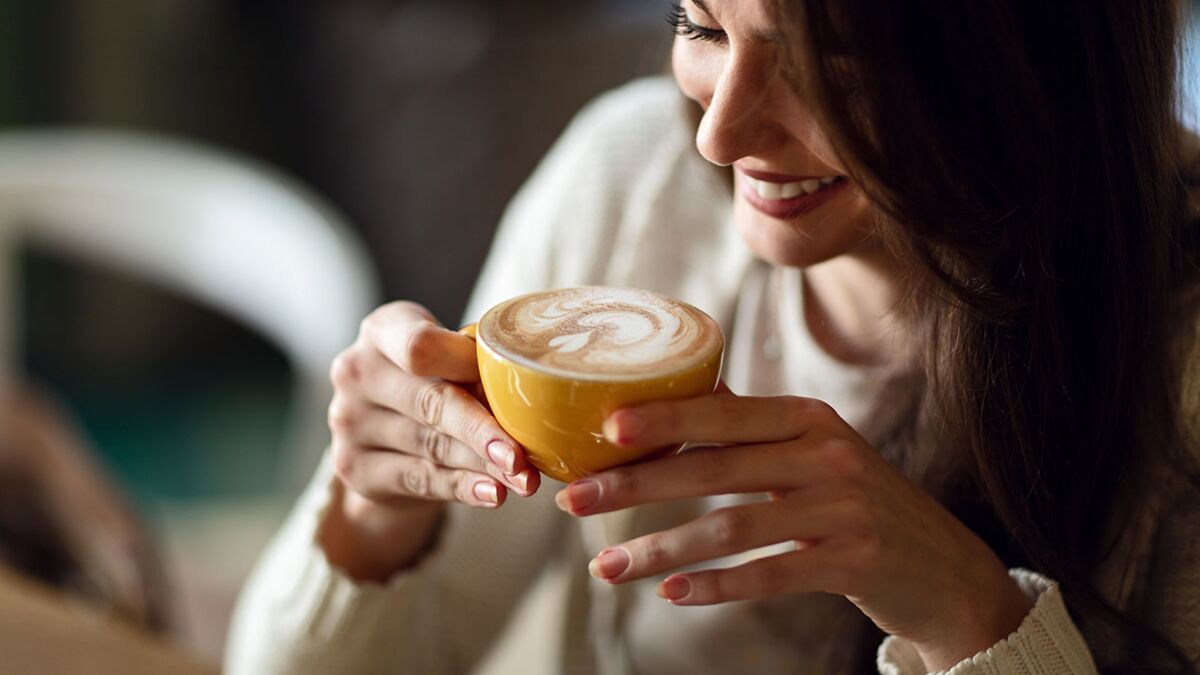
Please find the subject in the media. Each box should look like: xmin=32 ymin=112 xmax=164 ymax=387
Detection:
xmin=736 ymin=168 xmax=850 ymax=220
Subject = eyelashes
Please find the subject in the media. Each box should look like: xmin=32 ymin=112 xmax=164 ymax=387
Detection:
xmin=666 ymin=2 xmax=728 ymax=45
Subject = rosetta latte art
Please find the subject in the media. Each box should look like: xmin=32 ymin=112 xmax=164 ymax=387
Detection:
xmin=479 ymin=287 xmax=723 ymax=379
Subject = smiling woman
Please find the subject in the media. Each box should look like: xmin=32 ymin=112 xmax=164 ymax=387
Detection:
xmin=227 ymin=1 xmax=1200 ymax=674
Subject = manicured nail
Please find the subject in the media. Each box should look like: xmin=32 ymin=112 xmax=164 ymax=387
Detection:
xmin=487 ymin=440 xmax=515 ymax=473
xmin=658 ymin=575 xmax=691 ymax=601
xmin=589 ymin=548 xmax=630 ymax=581
xmin=604 ymin=410 xmax=644 ymax=445
xmin=473 ymin=481 xmax=498 ymax=505
xmin=508 ymin=470 xmax=529 ymax=494
xmin=555 ymin=479 xmax=600 ymax=514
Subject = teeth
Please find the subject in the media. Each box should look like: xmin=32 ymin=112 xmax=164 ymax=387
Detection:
xmin=756 ymin=181 xmax=783 ymax=200
xmin=749 ymin=176 xmax=841 ymax=201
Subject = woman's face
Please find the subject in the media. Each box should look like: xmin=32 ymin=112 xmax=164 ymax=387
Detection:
xmin=671 ymin=0 xmax=874 ymax=267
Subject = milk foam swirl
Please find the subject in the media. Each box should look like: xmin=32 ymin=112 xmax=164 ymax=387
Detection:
xmin=479 ymin=287 xmax=723 ymax=379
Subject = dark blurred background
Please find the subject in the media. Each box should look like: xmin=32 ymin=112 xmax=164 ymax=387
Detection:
xmin=2 ymin=0 xmax=1199 ymax=668
xmin=0 ymin=0 xmax=671 ymax=663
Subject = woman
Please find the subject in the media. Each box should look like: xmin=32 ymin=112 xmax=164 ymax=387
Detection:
xmin=227 ymin=1 xmax=1200 ymax=673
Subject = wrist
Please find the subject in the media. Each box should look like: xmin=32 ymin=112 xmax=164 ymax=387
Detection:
xmin=912 ymin=565 xmax=1034 ymax=672
xmin=316 ymin=477 xmax=446 ymax=583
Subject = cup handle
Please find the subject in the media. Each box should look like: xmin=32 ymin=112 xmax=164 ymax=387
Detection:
xmin=458 ymin=323 xmax=478 ymax=340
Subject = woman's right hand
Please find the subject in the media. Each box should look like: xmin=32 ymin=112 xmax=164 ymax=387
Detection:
xmin=319 ymin=301 xmax=539 ymax=580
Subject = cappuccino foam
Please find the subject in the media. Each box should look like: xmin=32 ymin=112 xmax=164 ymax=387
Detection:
xmin=478 ymin=287 xmax=723 ymax=380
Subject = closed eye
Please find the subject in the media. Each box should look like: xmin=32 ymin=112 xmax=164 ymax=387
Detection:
xmin=666 ymin=2 xmax=728 ymax=45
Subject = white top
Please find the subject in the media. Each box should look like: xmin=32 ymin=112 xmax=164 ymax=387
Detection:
xmin=225 ymin=77 xmax=1108 ymax=675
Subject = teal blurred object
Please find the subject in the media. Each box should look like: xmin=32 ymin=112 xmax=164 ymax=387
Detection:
xmin=19 ymin=247 xmax=291 ymax=506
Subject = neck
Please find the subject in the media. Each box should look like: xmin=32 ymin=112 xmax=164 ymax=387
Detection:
xmin=800 ymin=245 xmax=910 ymax=368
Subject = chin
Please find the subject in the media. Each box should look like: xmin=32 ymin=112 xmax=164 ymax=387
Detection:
xmin=733 ymin=197 xmax=872 ymax=268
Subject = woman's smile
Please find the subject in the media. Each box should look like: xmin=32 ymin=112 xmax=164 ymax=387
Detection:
xmin=735 ymin=166 xmax=850 ymax=220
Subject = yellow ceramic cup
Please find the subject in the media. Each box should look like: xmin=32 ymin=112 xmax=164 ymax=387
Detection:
xmin=460 ymin=291 xmax=724 ymax=483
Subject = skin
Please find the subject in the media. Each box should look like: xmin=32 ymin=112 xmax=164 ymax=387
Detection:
xmin=320 ymin=0 xmax=1033 ymax=668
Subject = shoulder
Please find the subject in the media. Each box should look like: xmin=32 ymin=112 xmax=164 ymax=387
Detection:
xmin=564 ymin=76 xmax=694 ymax=149
xmin=530 ymin=76 xmax=701 ymax=202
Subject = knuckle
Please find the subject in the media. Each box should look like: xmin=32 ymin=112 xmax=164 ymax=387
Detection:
xmin=419 ymin=426 xmax=453 ymax=466
xmin=358 ymin=313 xmax=375 ymax=340
xmin=327 ymin=398 xmax=357 ymax=435
xmin=458 ymin=411 xmax=491 ymax=450
xmin=821 ymin=441 xmax=866 ymax=480
xmin=708 ymin=508 xmax=750 ymax=549
xmin=400 ymin=462 xmax=434 ymax=498
xmin=404 ymin=324 xmax=440 ymax=375
xmin=330 ymin=441 xmax=359 ymax=483
xmin=802 ymin=397 xmax=837 ymax=418
xmin=789 ymin=396 xmax=833 ymax=427
xmin=415 ymin=381 xmax=449 ymax=428
xmin=329 ymin=350 xmax=361 ymax=389
xmin=450 ymin=471 xmax=476 ymax=503
xmin=605 ymin=466 xmax=641 ymax=502
xmin=640 ymin=535 xmax=670 ymax=568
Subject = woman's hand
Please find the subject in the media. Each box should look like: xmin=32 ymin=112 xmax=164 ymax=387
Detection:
xmin=320 ymin=301 xmax=540 ymax=580
xmin=554 ymin=391 xmax=1033 ymax=671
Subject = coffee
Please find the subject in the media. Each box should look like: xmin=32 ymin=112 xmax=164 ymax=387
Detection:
xmin=466 ymin=286 xmax=725 ymax=482
xmin=478 ymin=287 xmax=723 ymax=380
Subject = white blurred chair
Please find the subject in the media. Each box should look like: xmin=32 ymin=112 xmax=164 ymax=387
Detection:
xmin=0 ymin=128 xmax=379 ymax=488
xmin=0 ymin=128 xmax=381 ymax=658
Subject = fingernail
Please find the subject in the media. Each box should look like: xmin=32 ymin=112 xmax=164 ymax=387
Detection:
xmin=604 ymin=410 xmax=643 ymax=445
xmin=658 ymin=575 xmax=691 ymax=601
xmin=473 ymin=481 xmax=498 ymax=505
xmin=487 ymin=440 xmax=515 ymax=473
xmin=589 ymin=548 xmax=630 ymax=581
xmin=508 ymin=470 xmax=529 ymax=494
xmin=555 ymin=479 xmax=600 ymax=514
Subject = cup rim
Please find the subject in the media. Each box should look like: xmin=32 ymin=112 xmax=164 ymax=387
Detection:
xmin=475 ymin=286 xmax=725 ymax=383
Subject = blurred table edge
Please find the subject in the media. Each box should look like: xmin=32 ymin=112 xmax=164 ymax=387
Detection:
xmin=0 ymin=564 xmax=217 ymax=675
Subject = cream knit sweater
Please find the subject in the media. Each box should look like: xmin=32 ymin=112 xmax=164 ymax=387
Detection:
xmin=226 ymin=78 xmax=1200 ymax=674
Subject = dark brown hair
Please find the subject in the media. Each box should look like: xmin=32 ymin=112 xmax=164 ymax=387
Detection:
xmin=779 ymin=0 xmax=1200 ymax=672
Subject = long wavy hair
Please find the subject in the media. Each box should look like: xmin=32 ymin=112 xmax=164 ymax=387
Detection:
xmin=768 ymin=1 xmax=1200 ymax=672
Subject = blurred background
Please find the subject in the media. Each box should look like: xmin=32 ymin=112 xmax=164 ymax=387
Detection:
xmin=0 ymin=0 xmax=671 ymax=668
xmin=1 ymin=1 xmax=1200 ymax=672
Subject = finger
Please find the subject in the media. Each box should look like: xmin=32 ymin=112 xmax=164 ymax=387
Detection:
xmin=655 ymin=546 xmax=844 ymax=606
xmin=556 ymin=441 xmax=856 ymax=515
xmin=588 ymin=497 xmax=851 ymax=584
xmin=333 ymin=441 xmax=506 ymax=508
xmin=603 ymin=394 xmax=843 ymax=449
xmin=330 ymin=401 xmax=536 ymax=495
xmin=364 ymin=301 xmax=480 ymax=382
xmin=351 ymin=352 xmax=528 ymax=476
xmin=332 ymin=400 xmax=488 ymax=472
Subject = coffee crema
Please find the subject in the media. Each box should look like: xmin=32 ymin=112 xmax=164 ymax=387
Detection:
xmin=478 ymin=287 xmax=723 ymax=380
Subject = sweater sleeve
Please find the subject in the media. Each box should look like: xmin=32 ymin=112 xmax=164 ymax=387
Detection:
xmin=876 ymin=569 xmax=1099 ymax=675
xmin=224 ymin=452 xmax=566 ymax=675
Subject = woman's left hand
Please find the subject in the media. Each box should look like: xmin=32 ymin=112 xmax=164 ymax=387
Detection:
xmin=554 ymin=390 xmax=1034 ymax=670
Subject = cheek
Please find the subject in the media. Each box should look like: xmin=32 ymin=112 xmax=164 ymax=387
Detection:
xmin=780 ymin=106 xmax=847 ymax=174
xmin=671 ymin=40 xmax=722 ymax=108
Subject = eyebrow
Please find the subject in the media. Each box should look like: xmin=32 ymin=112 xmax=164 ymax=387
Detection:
xmin=691 ymin=0 xmax=784 ymax=44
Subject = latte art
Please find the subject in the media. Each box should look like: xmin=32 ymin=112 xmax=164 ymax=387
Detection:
xmin=478 ymin=287 xmax=723 ymax=379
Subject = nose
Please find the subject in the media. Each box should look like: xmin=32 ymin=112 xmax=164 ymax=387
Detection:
xmin=694 ymin=54 xmax=784 ymax=167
